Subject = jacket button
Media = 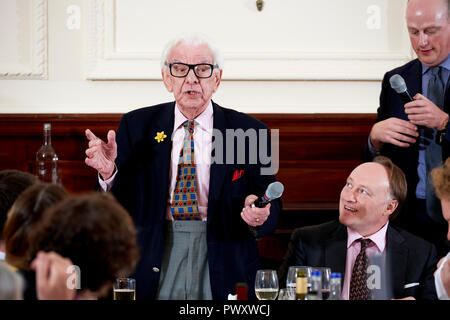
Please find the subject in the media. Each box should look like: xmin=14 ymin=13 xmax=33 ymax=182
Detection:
xmin=152 ymin=267 xmax=160 ymax=273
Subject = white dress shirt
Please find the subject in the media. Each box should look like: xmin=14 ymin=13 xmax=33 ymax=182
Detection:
xmin=435 ymin=252 xmax=450 ymax=300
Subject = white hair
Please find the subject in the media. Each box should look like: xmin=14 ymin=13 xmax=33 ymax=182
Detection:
xmin=160 ymin=33 xmax=224 ymax=71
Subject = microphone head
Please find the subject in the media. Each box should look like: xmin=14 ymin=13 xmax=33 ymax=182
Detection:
xmin=265 ymin=182 xmax=284 ymax=200
xmin=389 ymin=74 xmax=407 ymax=94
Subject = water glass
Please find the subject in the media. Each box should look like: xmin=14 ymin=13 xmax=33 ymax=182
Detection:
xmin=113 ymin=278 xmax=136 ymax=300
xmin=278 ymin=288 xmax=296 ymax=300
xmin=312 ymin=267 xmax=331 ymax=300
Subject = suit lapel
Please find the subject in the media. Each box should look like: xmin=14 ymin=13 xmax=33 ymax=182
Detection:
xmin=405 ymin=59 xmax=423 ymax=96
xmin=207 ymin=102 xmax=227 ymax=216
xmin=324 ymin=222 xmax=347 ymax=275
xmin=151 ymin=103 xmax=175 ymax=203
xmin=385 ymin=226 xmax=408 ymax=298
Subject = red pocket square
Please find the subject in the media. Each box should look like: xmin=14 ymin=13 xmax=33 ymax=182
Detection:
xmin=232 ymin=169 xmax=244 ymax=181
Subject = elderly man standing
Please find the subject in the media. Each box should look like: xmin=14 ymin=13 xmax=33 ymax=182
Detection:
xmin=363 ymin=0 xmax=450 ymax=256
xmin=84 ymin=34 xmax=281 ymax=300
xmin=279 ymin=156 xmax=438 ymax=300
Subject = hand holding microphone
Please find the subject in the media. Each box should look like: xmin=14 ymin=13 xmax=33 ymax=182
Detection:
xmin=369 ymin=74 xmax=420 ymax=149
xmin=390 ymin=74 xmax=447 ymax=130
xmin=241 ymin=182 xmax=284 ymax=227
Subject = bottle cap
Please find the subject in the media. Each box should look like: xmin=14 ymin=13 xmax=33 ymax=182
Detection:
xmin=331 ymin=272 xmax=341 ymax=279
xmin=311 ymin=270 xmax=321 ymax=277
xmin=44 ymin=123 xmax=51 ymax=130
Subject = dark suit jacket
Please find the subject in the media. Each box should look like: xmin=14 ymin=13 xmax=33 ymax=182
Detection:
xmin=278 ymin=220 xmax=438 ymax=300
xmin=109 ymin=101 xmax=281 ymax=300
xmin=363 ymin=59 xmax=450 ymax=222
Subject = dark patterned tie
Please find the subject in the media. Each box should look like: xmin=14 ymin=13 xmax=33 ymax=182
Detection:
xmin=349 ymin=239 xmax=372 ymax=300
xmin=170 ymin=120 xmax=200 ymax=220
xmin=425 ymin=66 xmax=444 ymax=223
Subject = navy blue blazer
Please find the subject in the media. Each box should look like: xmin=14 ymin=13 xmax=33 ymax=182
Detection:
xmin=278 ymin=220 xmax=438 ymax=300
xmin=110 ymin=101 xmax=281 ymax=300
xmin=363 ymin=59 xmax=450 ymax=219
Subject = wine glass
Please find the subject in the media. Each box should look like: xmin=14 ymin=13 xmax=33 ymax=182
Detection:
xmin=312 ymin=267 xmax=331 ymax=300
xmin=286 ymin=266 xmax=311 ymax=298
xmin=255 ymin=270 xmax=279 ymax=300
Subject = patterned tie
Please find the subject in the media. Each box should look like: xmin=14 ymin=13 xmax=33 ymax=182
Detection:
xmin=170 ymin=120 xmax=200 ymax=221
xmin=425 ymin=66 xmax=444 ymax=223
xmin=349 ymin=239 xmax=372 ymax=300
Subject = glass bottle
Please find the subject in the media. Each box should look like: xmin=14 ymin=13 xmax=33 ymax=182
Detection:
xmin=235 ymin=282 xmax=248 ymax=300
xmin=328 ymin=272 xmax=342 ymax=300
xmin=296 ymin=269 xmax=308 ymax=300
xmin=307 ymin=270 xmax=322 ymax=300
xmin=36 ymin=123 xmax=59 ymax=183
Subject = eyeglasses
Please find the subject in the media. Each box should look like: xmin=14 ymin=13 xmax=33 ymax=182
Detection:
xmin=165 ymin=62 xmax=218 ymax=78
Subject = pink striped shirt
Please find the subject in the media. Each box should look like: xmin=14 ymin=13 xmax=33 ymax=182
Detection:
xmin=341 ymin=222 xmax=388 ymax=300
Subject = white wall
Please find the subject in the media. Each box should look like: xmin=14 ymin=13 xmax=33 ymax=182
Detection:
xmin=0 ymin=0 xmax=413 ymax=114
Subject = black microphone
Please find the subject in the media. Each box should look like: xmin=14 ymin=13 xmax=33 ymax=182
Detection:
xmin=389 ymin=74 xmax=414 ymax=103
xmin=251 ymin=182 xmax=284 ymax=208
xmin=389 ymin=74 xmax=430 ymax=145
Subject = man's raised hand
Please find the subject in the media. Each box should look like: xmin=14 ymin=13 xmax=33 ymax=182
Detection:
xmin=85 ymin=129 xmax=117 ymax=180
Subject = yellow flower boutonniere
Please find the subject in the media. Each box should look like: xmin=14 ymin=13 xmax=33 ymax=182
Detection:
xmin=155 ymin=131 xmax=167 ymax=143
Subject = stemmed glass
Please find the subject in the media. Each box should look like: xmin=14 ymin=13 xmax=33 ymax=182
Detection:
xmin=255 ymin=270 xmax=279 ymax=300
xmin=286 ymin=266 xmax=311 ymax=299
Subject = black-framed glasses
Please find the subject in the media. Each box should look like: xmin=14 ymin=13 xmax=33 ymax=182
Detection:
xmin=165 ymin=62 xmax=218 ymax=78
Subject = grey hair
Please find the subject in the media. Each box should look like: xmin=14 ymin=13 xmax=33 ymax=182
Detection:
xmin=0 ymin=261 xmax=24 ymax=300
xmin=160 ymin=33 xmax=224 ymax=71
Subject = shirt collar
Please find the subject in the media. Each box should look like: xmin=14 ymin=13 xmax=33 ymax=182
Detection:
xmin=174 ymin=101 xmax=213 ymax=131
xmin=346 ymin=221 xmax=389 ymax=253
xmin=421 ymin=54 xmax=450 ymax=75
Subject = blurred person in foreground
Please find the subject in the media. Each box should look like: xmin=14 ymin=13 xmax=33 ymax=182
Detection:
xmin=4 ymin=182 xmax=68 ymax=270
xmin=0 ymin=170 xmax=37 ymax=260
xmin=363 ymin=0 xmax=450 ymax=256
xmin=431 ymin=157 xmax=450 ymax=299
xmin=2 ymin=183 xmax=68 ymax=299
xmin=0 ymin=260 xmax=23 ymax=300
xmin=28 ymin=192 xmax=139 ymax=300
xmin=84 ymin=34 xmax=281 ymax=300
xmin=30 ymin=251 xmax=76 ymax=300
xmin=279 ymin=156 xmax=437 ymax=300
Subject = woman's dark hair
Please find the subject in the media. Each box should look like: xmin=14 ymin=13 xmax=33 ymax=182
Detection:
xmin=29 ymin=192 xmax=139 ymax=295
xmin=0 ymin=170 xmax=38 ymax=241
xmin=4 ymin=183 xmax=68 ymax=269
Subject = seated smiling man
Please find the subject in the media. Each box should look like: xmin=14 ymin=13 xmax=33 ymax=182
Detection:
xmin=279 ymin=156 xmax=437 ymax=300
